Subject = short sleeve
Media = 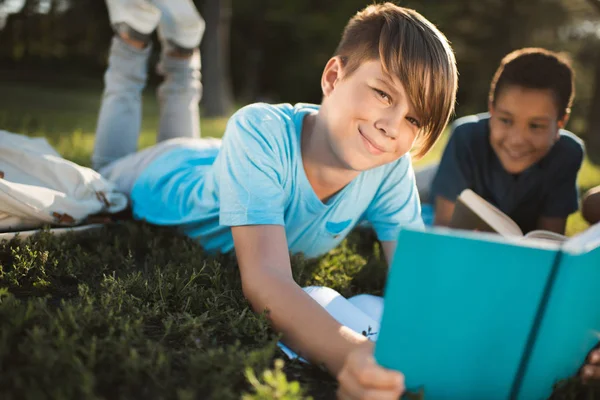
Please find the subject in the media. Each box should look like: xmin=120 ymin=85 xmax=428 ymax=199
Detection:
xmin=365 ymin=155 xmax=424 ymax=242
xmin=218 ymin=106 xmax=288 ymax=226
xmin=541 ymin=142 xmax=584 ymax=218
xmin=430 ymin=124 xmax=474 ymax=203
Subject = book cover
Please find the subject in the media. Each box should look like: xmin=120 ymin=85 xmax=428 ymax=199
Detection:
xmin=374 ymin=227 xmax=569 ymax=399
xmin=517 ymin=228 xmax=600 ymax=399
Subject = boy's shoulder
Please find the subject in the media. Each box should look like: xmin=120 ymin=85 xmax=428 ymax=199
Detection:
xmin=451 ymin=113 xmax=490 ymax=135
xmin=229 ymin=102 xmax=295 ymax=126
xmin=556 ymin=129 xmax=585 ymax=157
xmin=231 ymin=102 xmax=318 ymax=122
xmin=448 ymin=112 xmax=491 ymax=147
xmin=544 ymin=128 xmax=585 ymax=170
xmin=223 ymin=103 xmax=299 ymax=150
xmin=227 ymin=102 xmax=318 ymax=140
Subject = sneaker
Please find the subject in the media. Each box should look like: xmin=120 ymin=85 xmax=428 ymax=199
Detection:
xmin=105 ymin=0 xmax=161 ymax=39
xmin=153 ymin=0 xmax=205 ymax=50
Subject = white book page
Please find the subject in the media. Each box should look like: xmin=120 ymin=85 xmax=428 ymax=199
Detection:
xmin=562 ymin=223 xmax=600 ymax=254
xmin=277 ymin=287 xmax=381 ymax=360
xmin=524 ymin=230 xmax=568 ymax=243
xmin=459 ymin=189 xmax=523 ymax=237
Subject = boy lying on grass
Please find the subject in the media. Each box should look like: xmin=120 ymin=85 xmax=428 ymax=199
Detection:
xmin=95 ymin=3 xmax=456 ymax=397
xmin=430 ymin=48 xmax=585 ymax=235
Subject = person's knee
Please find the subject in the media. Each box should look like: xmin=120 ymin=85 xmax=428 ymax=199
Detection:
xmin=582 ymin=186 xmax=600 ymax=225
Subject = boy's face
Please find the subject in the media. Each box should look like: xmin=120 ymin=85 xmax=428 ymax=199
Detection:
xmin=488 ymin=85 xmax=567 ymax=174
xmin=319 ymin=58 xmax=421 ymax=171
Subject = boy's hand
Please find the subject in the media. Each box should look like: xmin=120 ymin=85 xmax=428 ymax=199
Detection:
xmin=337 ymin=341 xmax=405 ymax=400
xmin=582 ymin=348 xmax=600 ymax=380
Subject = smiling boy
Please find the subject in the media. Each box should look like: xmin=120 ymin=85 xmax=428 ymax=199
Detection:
xmin=431 ymin=48 xmax=584 ymax=234
xmin=96 ymin=3 xmax=458 ymax=397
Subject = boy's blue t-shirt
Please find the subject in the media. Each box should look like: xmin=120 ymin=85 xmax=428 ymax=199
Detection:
xmin=430 ymin=113 xmax=584 ymax=233
xmin=130 ymin=103 xmax=424 ymax=258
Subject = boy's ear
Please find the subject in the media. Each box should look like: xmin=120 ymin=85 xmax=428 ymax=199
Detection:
xmin=557 ymin=110 xmax=570 ymax=130
xmin=488 ymin=100 xmax=495 ymax=115
xmin=321 ymin=57 xmax=343 ymax=97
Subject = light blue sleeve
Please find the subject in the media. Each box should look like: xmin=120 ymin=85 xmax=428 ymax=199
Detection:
xmin=365 ymin=154 xmax=424 ymax=242
xmin=217 ymin=105 xmax=288 ymax=227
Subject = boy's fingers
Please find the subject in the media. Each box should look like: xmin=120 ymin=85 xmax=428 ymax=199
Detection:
xmin=337 ymin=369 xmax=365 ymax=400
xmin=337 ymin=379 xmax=402 ymax=400
xmin=345 ymin=346 xmax=405 ymax=390
xmin=361 ymin=388 xmax=404 ymax=400
xmin=350 ymin=362 xmax=404 ymax=390
xmin=582 ymin=365 xmax=600 ymax=380
xmin=589 ymin=349 xmax=600 ymax=364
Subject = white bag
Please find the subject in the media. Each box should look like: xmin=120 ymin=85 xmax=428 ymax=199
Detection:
xmin=0 ymin=130 xmax=128 ymax=232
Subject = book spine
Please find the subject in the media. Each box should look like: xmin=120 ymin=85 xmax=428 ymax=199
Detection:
xmin=508 ymin=251 xmax=564 ymax=400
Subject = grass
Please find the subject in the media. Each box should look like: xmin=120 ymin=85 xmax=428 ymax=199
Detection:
xmin=1 ymin=81 xmax=600 ymax=399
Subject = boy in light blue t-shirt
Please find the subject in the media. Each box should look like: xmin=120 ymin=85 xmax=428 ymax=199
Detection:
xmin=95 ymin=3 xmax=458 ymax=397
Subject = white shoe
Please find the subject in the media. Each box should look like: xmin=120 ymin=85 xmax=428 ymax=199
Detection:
xmin=153 ymin=0 xmax=205 ymax=50
xmin=105 ymin=0 xmax=161 ymax=37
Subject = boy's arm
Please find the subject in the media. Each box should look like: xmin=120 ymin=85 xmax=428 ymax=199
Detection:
xmin=536 ymin=216 xmax=567 ymax=235
xmin=381 ymin=241 xmax=396 ymax=266
xmin=232 ymin=224 xmax=369 ymax=374
xmin=433 ymin=196 xmax=456 ymax=227
xmin=582 ymin=186 xmax=600 ymax=225
xmin=538 ymin=140 xmax=584 ymax=232
xmin=582 ymin=348 xmax=600 ymax=380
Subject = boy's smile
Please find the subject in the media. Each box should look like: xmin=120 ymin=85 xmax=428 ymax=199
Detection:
xmin=359 ymin=126 xmax=388 ymax=156
xmin=318 ymin=58 xmax=421 ymax=172
xmin=488 ymin=85 xmax=567 ymax=174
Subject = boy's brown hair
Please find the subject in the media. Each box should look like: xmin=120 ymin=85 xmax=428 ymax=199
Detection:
xmin=489 ymin=48 xmax=575 ymax=119
xmin=334 ymin=2 xmax=458 ymax=158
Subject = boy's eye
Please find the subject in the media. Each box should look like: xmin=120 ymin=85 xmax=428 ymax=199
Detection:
xmin=530 ymin=123 xmax=546 ymax=131
xmin=499 ymin=117 xmax=512 ymax=125
xmin=373 ymin=88 xmax=391 ymax=104
xmin=407 ymin=117 xmax=421 ymax=128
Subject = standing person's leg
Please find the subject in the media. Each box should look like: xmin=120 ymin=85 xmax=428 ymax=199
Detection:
xmin=152 ymin=0 xmax=205 ymax=142
xmin=92 ymin=0 xmax=161 ymax=171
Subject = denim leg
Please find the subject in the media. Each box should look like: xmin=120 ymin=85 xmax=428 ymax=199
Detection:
xmin=155 ymin=48 xmax=202 ymax=142
xmin=92 ymin=36 xmax=151 ymax=171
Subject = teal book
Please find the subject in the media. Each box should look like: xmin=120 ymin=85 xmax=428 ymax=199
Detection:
xmin=374 ymin=224 xmax=600 ymax=400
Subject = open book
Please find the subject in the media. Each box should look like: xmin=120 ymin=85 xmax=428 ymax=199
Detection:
xmin=450 ymin=189 xmax=567 ymax=242
xmin=374 ymin=223 xmax=600 ymax=400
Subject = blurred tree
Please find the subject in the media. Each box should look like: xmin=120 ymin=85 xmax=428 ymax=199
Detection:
xmin=0 ymin=0 xmax=599 ymax=136
xmin=399 ymin=0 xmax=570 ymax=116
xmin=584 ymin=0 xmax=600 ymax=163
xmin=199 ymin=0 xmax=234 ymax=117
xmin=554 ymin=0 xmax=600 ymax=163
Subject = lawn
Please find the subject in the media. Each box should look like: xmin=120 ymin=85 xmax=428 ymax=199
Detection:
xmin=1 ymin=81 xmax=600 ymax=399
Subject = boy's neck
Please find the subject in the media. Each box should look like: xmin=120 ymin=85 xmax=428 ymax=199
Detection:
xmin=301 ymin=112 xmax=360 ymax=203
